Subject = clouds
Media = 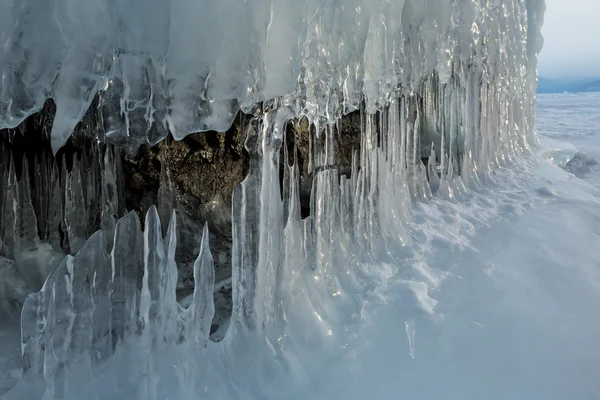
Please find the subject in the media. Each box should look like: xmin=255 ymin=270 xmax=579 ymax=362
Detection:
xmin=538 ymin=0 xmax=600 ymax=78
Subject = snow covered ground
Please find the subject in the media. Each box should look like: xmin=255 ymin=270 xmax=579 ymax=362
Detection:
xmin=1 ymin=93 xmax=599 ymax=399
xmin=292 ymin=93 xmax=600 ymax=400
xmin=298 ymin=92 xmax=600 ymax=399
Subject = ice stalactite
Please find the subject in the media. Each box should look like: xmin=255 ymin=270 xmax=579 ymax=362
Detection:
xmin=0 ymin=0 xmax=542 ymax=154
xmin=0 ymin=133 xmax=130 ymax=323
xmin=0 ymin=139 xmax=124 ymax=256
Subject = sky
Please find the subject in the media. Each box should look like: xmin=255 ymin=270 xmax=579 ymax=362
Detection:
xmin=537 ymin=0 xmax=600 ymax=78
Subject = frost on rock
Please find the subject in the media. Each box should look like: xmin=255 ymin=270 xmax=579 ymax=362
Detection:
xmin=0 ymin=0 xmax=545 ymax=398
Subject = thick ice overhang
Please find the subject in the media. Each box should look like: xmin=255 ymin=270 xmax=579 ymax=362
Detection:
xmin=0 ymin=0 xmax=545 ymax=153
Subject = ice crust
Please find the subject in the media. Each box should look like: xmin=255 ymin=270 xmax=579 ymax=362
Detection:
xmin=1 ymin=0 xmax=544 ymax=153
xmin=0 ymin=0 xmax=546 ymax=398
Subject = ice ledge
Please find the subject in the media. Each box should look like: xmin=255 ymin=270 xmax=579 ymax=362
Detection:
xmin=0 ymin=0 xmax=545 ymax=153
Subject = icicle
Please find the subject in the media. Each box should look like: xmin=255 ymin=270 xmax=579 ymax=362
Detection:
xmin=101 ymin=146 xmax=120 ymax=253
xmin=282 ymin=130 xmax=291 ymax=226
xmin=308 ymin=125 xmax=313 ymax=174
xmin=157 ymin=157 xmax=176 ymax=235
xmin=162 ymin=211 xmax=179 ymax=343
xmin=325 ymin=124 xmax=334 ymax=167
xmin=0 ymin=148 xmax=4 ymax=250
xmin=64 ymin=155 xmax=86 ymax=254
xmin=400 ymin=96 xmax=407 ymax=175
xmin=16 ymin=154 xmax=40 ymax=253
xmin=0 ymin=154 xmax=16 ymax=260
xmin=84 ymin=145 xmax=99 ymax=238
xmin=110 ymin=211 xmax=143 ymax=345
xmin=33 ymin=153 xmax=47 ymax=240
xmin=231 ymin=119 xmax=260 ymax=332
xmin=139 ymin=206 xmax=166 ymax=348
xmin=428 ymin=142 xmax=440 ymax=193
xmin=439 ymin=87 xmax=447 ymax=181
xmin=48 ymin=159 xmax=64 ymax=252
xmin=189 ymin=223 xmax=215 ymax=343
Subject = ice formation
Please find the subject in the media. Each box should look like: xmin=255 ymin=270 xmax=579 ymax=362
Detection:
xmin=0 ymin=0 xmax=545 ymax=398
xmin=1 ymin=0 xmax=544 ymax=152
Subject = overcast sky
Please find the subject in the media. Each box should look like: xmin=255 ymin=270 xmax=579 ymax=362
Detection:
xmin=537 ymin=0 xmax=600 ymax=78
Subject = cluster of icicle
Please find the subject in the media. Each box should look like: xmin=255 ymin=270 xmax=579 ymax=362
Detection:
xmin=0 ymin=0 xmax=544 ymax=154
xmin=0 ymin=139 xmax=126 ymax=320
xmin=0 ymin=0 xmax=546 ymax=397
xmin=5 ymin=72 xmax=538 ymax=400
xmin=0 ymin=141 xmax=124 ymax=260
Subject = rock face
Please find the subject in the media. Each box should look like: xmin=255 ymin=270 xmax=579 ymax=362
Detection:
xmin=0 ymin=96 xmax=364 ymax=340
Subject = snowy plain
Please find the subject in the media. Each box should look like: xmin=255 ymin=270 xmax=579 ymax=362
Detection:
xmin=1 ymin=93 xmax=600 ymax=399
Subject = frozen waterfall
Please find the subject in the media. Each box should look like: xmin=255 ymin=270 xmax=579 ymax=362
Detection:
xmin=0 ymin=0 xmax=546 ymax=399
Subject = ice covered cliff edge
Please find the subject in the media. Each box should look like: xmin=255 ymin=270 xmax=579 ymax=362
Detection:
xmin=1 ymin=0 xmax=544 ymax=152
xmin=0 ymin=0 xmax=546 ymax=399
